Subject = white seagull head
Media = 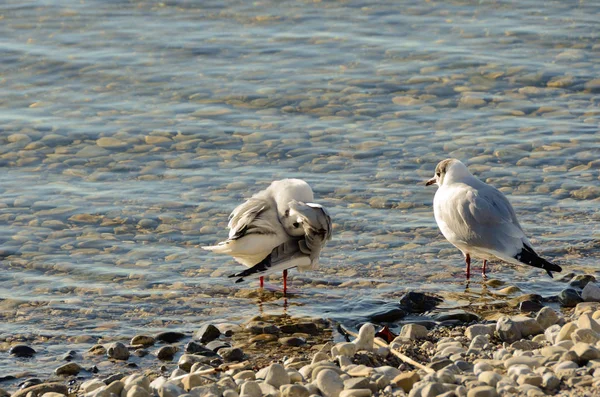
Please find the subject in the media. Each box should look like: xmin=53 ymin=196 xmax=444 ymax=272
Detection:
xmin=426 ymin=158 xmax=471 ymax=187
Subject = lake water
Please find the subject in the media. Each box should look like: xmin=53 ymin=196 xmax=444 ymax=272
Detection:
xmin=1 ymin=0 xmax=599 ymax=384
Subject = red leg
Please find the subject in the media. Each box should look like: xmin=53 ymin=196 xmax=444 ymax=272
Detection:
xmin=465 ymin=254 xmax=471 ymax=279
xmin=283 ymin=269 xmax=288 ymax=296
xmin=482 ymin=260 xmax=487 ymax=278
xmin=259 ymin=276 xmax=264 ymax=288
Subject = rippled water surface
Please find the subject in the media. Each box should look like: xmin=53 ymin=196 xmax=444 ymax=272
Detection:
xmin=1 ymin=0 xmax=599 ymax=384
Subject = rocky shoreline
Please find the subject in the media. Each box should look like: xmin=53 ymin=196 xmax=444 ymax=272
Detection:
xmin=4 ymin=278 xmax=600 ymax=397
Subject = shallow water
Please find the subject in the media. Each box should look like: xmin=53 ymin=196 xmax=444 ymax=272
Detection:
xmin=1 ymin=0 xmax=599 ymax=385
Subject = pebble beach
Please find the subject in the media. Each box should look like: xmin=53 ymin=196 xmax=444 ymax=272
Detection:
xmin=1 ymin=0 xmax=599 ymax=396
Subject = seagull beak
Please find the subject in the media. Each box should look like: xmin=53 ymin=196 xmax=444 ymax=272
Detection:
xmin=425 ymin=177 xmax=436 ymax=186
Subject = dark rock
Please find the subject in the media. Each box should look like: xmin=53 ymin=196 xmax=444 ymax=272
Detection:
xmin=185 ymin=341 xmax=218 ymax=356
xmin=558 ymin=289 xmax=583 ymax=307
xmin=454 ymin=360 xmax=474 ymax=372
xmin=427 ymin=359 xmax=454 ymax=371
xmin=126 ymin=363 xmax=138 ymax=368
xmin=399 ymin=292 xmax=443 ymax=313
xmin=278 ymin=337 xmax=306 ymax=347
xmin=102 ymin=373 xmax=125 ymax=385
xmin=88 ymin=365 xmax=98 ymax=373
xmin=155 ymin=331 xmax=186 ymax=343
xmin=219 ymin=347 xmax=244 ymax=362
xmin=156 ymin=345 xmax=178 ymax=361
xmin=9 ymin=345 xmax=36 ymax=358
xmin=280 ymin=322 xmax=319 ymax=335
xmin=570 ymin=275 xmax=596 ymax=289
xmin=246 ymin=321 xmax=280 ymax=335
xmin=194 ymin=324 xmax=221 ymax=343
xmin=205 ymin=340 xmax=230 ymax=352
xmin=519 ymin=300 xmax=544 ymax=313
xmin=433 ymin=310 xmax=480 ymax=324
xmin=134 ymin=349 xmax=149 ymax=357
xmin=62 ymin=350 xmax=77 ymax=361
xmin=368 ymin=305 xmax=407 ymax=323
xmin=18 ymin=379 xmax=42 ymax=389
xmin=557 ymin=273 xmax=575 ymax=282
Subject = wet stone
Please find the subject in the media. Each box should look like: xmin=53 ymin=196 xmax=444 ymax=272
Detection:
xmin=9 ymin=345 xmax=36 ymax=358
xmin=434 ymin=310 xmax=480 ymax=324
xmin=155 ymin=331 xmax=186 ymax=343
xmin=194 ymin=324 xmax=221 ymax=343
xmin=131 ymin=335 xmax=155 ymax=347
xmin=559 ymin=289 xmax=583 ymax=307
xmin=205 ymin=340 xmax=230 ymax=352
xmin=107 ymin=342 xmax=130 ymax=360
xmin=55 ymin=362 xmax=82 ymax=376
xmin=184 ymin=341 xmax=217 ymax=356
xmin=399 ymin=292 xmax=443 ymax=313
xmin=519 ymin=300 xmax=543 ymax=313
xmin=279 ymin=322 xmax=319 ymax=335
xmin=219 ymin=347 xmax=244 ymax=362
xmin=156 ymin=346 xmax=178 ymax=361
xmin=246 ymin=321 xmax=280 ymax=335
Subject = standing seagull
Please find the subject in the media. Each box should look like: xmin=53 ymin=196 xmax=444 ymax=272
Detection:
xmin=426 ymin=158 xmax=562 ymax=279
xmin=203 ymin=179 xmax=332 ymax=294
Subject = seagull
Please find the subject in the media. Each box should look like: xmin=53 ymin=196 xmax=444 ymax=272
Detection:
xmin=203 ymin=179 xmax=332 ymax=294
xmin=426 ymin=158 xmax=562 ymax=279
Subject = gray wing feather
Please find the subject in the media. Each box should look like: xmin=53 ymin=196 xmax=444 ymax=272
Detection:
xmin=227 ymin=197 xmax=271 ymax=240
xmin=450 ymin=186 xmax=526 ymax=253
xmin=270 ymin=202 xmax=332 ymax=270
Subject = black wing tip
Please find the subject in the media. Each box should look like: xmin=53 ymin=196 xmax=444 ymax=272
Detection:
xmin=516 ymin=246 xmax=562 ymax=278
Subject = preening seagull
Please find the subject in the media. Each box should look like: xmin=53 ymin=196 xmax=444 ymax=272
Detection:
xmin=203 ymin=179 xmax=332 ymax=294
xmin=426 ymin=158 xmax=562 ymax=279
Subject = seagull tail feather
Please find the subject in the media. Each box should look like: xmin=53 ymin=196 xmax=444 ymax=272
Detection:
xmin=515 ymin=244 xmax=562 ymax=278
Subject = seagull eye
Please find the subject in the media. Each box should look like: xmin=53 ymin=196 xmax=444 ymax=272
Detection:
xmin=436 ymin=172 xmax=441 ymax=177
xmin=293 ymin=222 xmax=300 ymax=228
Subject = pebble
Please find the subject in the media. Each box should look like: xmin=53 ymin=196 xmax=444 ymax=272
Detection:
xmin=496 ymin=316 xmax=521 ymax=343
xmin=571 ymin=342 xmax=600 ymax=362
xmin=465 ymin=325 xmax=493 ymax=340
xmin=279 ymin=336 xmax=306 ymax=347
xmin=466 ymin=386 xmax=498 ymax=397
xmin=353 ymin=323 xmax=375 ymax=351
xmin=54 ymin=362 xmax=82 ymax=376
xmin=316 ymin=369 xmax=344 ymax=397
xmin=339 ymin=390 xmax=372 ymax=397
xmin=477 ymin=371 xmax=502 ymax=387
xmin=559 ymin=289 xmax=583 ymax=307
xmin=264 ymin=363 xmax=290 ymax=388
xmin=185 ymin=341 xmax=217 ymax=356
xmin=156 ymin=346 xmax=179 ymax=361
xmin=392 ymin=371 xmax=421 ymax=393
xmin=582 ymin=283 xmax=600 ymax=302
xmin=534 ymin=307 xmax=560 ymax=330
xmin=399 ymin=324 xmax=428 ymax=340
xmin=240 ymin=381 xmax=262 ymax=397
xmin=219 ymin=347 xmax=244 ymax=362
xmin=107 ymin=342 xmax=130 ymax=360
xmin=11 ymin=383 xmax=68 ymax=397
xmin=195 ymin=324 xmax=221 ymax=343
xmin=556 ymin=322 xmax=579 ymax=343
xmin=131 ymin=335 xmax=156 ymax=347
